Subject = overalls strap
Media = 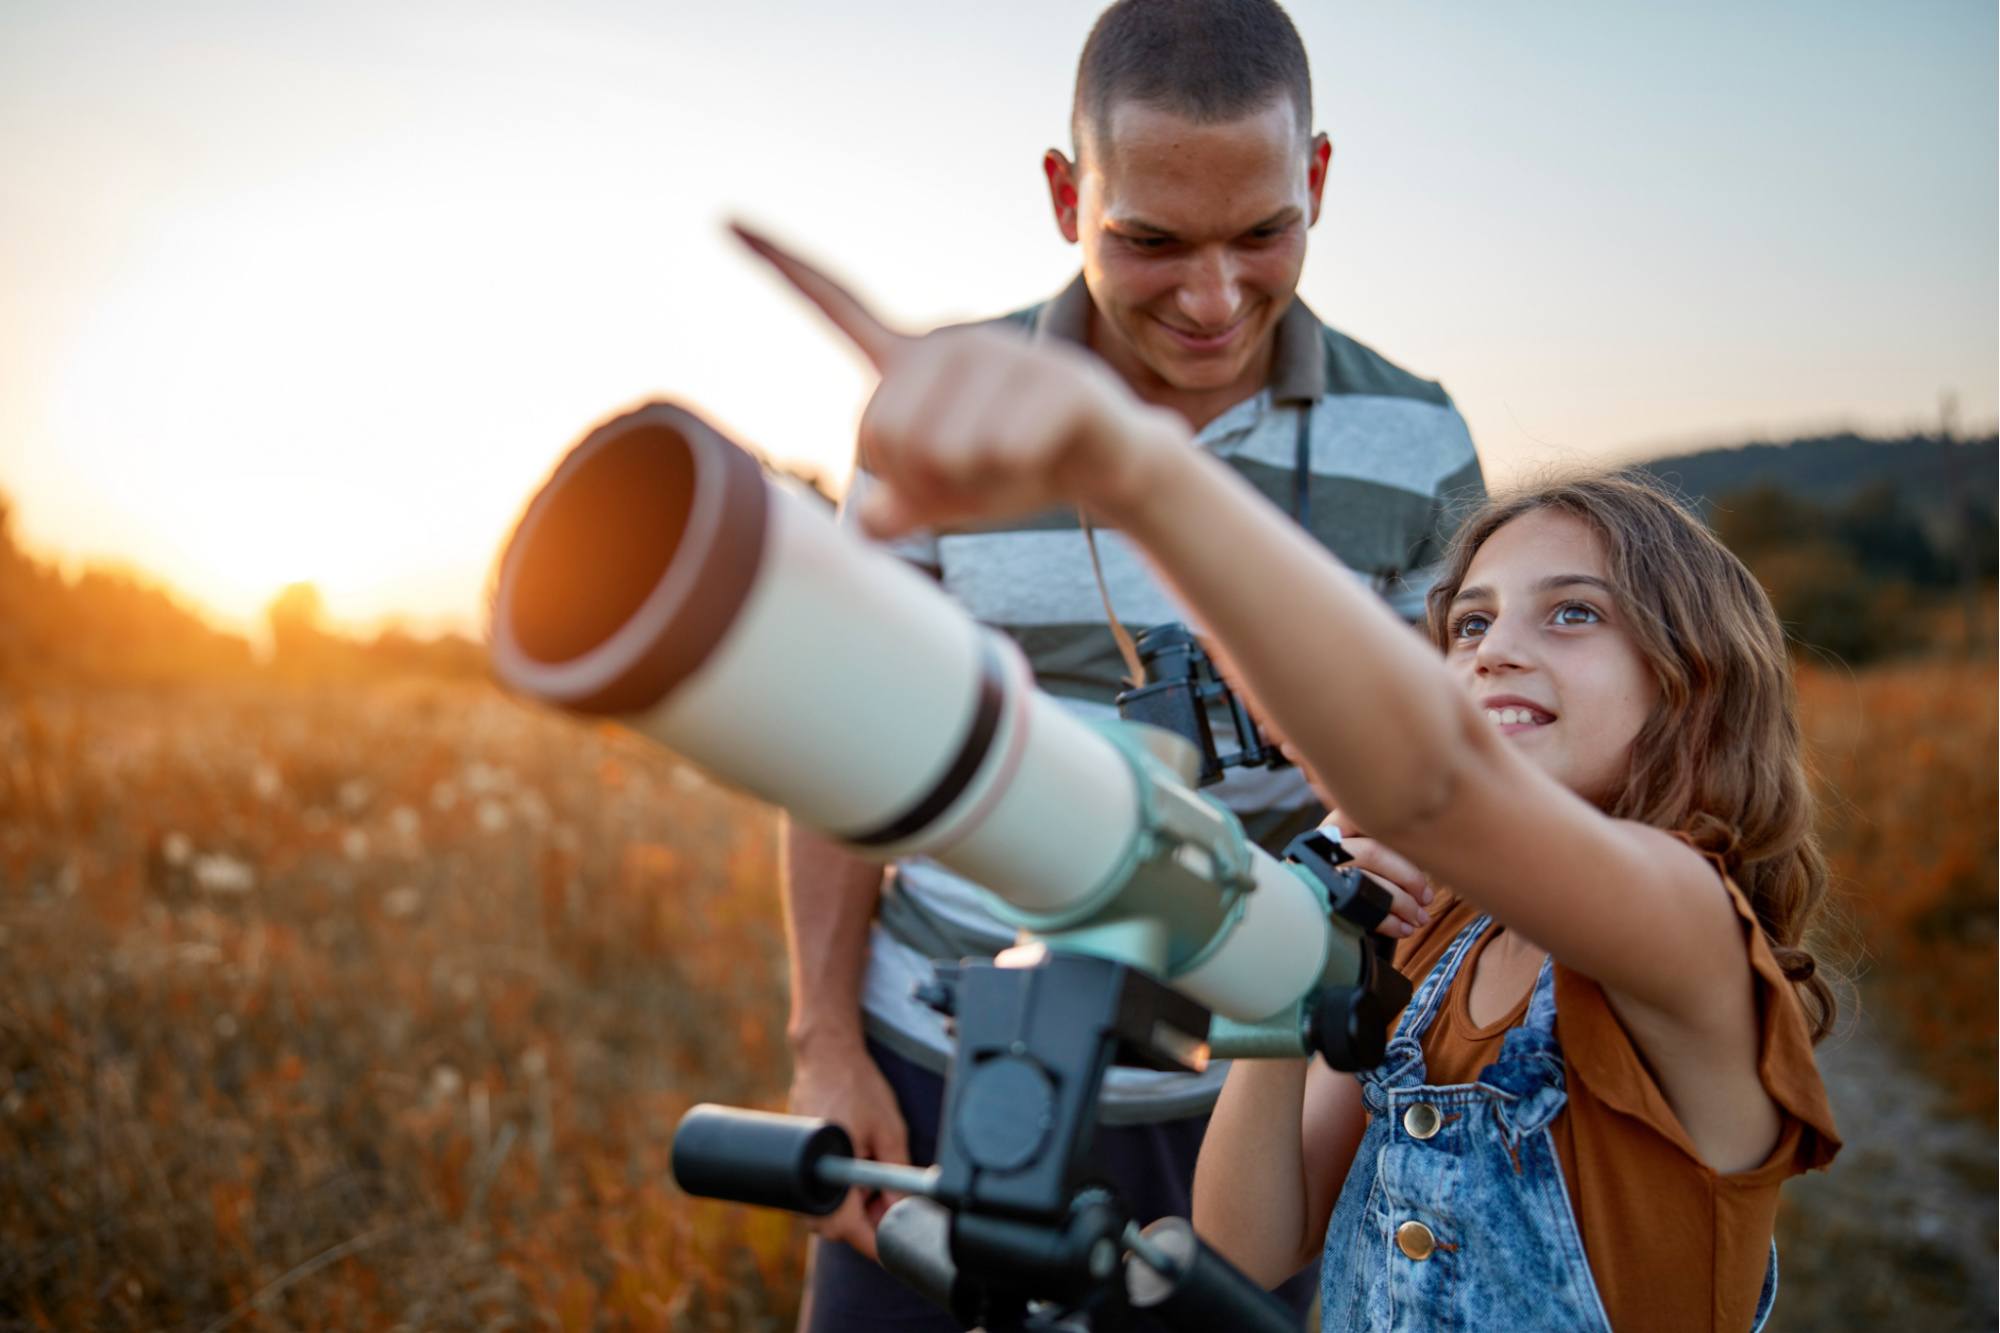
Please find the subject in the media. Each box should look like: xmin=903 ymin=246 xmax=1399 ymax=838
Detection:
xmin=1360 ymin=913 xmax=1494 ymax=1103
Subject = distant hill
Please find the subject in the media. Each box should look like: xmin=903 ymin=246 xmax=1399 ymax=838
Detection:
xmin=1623 ymin=430 xmax=1995 ymax=664
xmin=1633 ymin=431 xmax=1997 ymax=526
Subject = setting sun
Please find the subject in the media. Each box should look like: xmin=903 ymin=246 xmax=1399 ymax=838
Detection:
xmin=36 ymin=155 xmax=621 ymax=632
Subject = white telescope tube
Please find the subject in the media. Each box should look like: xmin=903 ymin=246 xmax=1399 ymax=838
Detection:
xmin=488 ymin=401 xmax=1347 ymax=1022
xmin=489 ymin=402 xmax=1138 ymax=915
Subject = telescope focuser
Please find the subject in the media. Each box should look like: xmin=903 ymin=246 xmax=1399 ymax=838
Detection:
xmin=1282 ymin=828 xmax=1413 ymax=1071
xmin=1283 ymin=828 xmax=1392 ymax=934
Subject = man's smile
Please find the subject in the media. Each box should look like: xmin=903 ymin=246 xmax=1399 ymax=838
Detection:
xmin=1152 ymin=309 xmax=1255 ymax=353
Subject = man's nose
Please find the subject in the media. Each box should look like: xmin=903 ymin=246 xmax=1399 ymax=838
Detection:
xmin=1176 ymin=250 xmax=1243 ymax=329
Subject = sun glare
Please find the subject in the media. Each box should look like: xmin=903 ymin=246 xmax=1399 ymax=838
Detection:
xmin=26 ymin=128 xmax=875 ymax=640
xmin=37 ymin=163 xmax=631 ymax=635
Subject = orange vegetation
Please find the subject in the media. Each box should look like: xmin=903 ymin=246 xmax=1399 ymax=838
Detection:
xmin=0 ymin=656 xmax=1991 ymax=1327
xmin=1795 ymin=658 xmax=1998 ymax=1124
xmin=1 ymin=682 xmax=802 ymax=1330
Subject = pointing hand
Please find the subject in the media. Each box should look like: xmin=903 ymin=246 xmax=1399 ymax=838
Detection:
xmin=732 ymin=222 xmax=1189 ymax=538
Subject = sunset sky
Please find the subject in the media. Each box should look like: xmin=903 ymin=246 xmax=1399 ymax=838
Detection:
xmin=2 ymin=1 xmax=1994 ymax=636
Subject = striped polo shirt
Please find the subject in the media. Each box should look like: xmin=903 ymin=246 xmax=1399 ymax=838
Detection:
xmin=842 ymin=276 xmax=1485 ymax=1123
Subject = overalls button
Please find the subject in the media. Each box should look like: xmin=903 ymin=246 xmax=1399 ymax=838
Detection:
xmin=1396 ymin=1220 xmax=1437 ymax=1261
xmin=1402 ymin=1102 xmax=1442 ymax=1140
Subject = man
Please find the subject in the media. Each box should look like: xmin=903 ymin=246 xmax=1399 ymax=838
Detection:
xmin=786 ymin=3 xmax=1485 ymax=1328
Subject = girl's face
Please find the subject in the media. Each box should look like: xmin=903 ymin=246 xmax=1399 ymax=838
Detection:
xmin=1443 ymin=509 xmax=1658 ymax=803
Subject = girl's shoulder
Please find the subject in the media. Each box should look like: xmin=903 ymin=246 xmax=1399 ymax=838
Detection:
xmin=1388 ymin=879 xmax=1842 ymax=1178
xmin=1553 ymin=864 xmax=1842 ymax=1178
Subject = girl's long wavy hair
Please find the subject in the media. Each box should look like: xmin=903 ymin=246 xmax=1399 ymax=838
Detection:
xmin=1424 ymin=472 xmax=1838 ymax=1041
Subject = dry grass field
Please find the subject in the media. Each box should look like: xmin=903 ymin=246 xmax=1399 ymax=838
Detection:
xmin=0 ymin=656 xmax=1993 ymax=1330
xmin=1 ymin=682 xmax=802 ymax=1330
xmin=1795 ymin=659 xmax=1997 ymax=1122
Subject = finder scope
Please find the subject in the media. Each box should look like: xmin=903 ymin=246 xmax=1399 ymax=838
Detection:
xmin=1115 ymin=622 xmax=1289 ymax=788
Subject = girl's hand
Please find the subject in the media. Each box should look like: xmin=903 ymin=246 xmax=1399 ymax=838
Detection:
xmin=1196 ymin=640 xmax=1431 ymax=942
xmin=1320 ymin=808 xmax=1433 ymax=940
xmin=733 ymin=223 xmax=1189 ymax=537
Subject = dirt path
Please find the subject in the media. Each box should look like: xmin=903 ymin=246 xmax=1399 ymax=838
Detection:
xmin=1769 ymin=997 xmax=1997 ymax=1331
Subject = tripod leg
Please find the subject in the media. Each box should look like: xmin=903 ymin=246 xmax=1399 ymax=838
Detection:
xmin=877 ymin=1197 xmax=964 ymax=1320
xmin=1124 ymin=1217 xmax=1301 ymax=1333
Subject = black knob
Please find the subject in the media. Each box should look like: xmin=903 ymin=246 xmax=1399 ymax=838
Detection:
xmin=670 ymin=1104 xmax=853 ymax=1216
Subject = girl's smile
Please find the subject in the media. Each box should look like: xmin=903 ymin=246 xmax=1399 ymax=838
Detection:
xmin=1479 ymin=693 xmax=1556 ymax=734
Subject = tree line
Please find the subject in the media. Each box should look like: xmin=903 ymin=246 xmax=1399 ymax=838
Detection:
xmin=1 ymin=430 xmax=1992 ymax=687
xmin=0 ymin=497 xmax=481 ymax=688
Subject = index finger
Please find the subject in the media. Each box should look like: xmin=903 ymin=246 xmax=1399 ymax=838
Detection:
xmin=730 ymin=221 xmax=905 ymax=370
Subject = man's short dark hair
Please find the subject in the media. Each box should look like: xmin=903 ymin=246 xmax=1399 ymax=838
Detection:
xmin=1072 ymin=0 xmax=1313 ymax=158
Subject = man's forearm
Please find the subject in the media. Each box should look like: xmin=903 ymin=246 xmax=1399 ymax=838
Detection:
xmin=782 ymin=815 xmax=889 ymax=1054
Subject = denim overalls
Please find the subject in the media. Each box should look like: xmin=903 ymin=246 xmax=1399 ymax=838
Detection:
xmin=1319 ymin=914 xmax=1779 ymax=1332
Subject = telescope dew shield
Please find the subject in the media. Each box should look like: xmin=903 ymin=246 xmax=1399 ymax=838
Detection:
xmin=490 ymin=402 xmax=1139 ymax=915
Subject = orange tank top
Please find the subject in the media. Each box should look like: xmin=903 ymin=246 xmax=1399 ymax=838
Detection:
xmin=1388 ymin=876 xmax=1841 ymax=1331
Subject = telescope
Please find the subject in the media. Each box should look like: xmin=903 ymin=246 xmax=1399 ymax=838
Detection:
xmin=488 ymin=401 xmax=1411 ymax=1331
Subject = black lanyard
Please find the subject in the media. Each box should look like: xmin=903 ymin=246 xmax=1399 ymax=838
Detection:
xmin=1292 ymin=402 xmax=1314 ymax=527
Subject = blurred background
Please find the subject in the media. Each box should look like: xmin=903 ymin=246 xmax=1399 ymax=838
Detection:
xmin=0 ymin=2 xmax=1993 ymax=1329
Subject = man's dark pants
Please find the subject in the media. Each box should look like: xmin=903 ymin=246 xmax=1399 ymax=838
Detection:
xmin=799 ymin=1038 xmax=1320 ymax=1332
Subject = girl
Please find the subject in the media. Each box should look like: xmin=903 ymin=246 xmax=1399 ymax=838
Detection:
xmin=1194 ymin=476 xmax=1843 ymax=1332
xmin=739 ymin=226 xmax=1841 ymax=1332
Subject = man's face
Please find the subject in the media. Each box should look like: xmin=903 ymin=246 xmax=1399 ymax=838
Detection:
xmin=1048 ymin=97 xmax=1328 ymax=399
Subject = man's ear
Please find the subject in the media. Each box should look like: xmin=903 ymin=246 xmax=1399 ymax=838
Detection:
xmin=1306 ymin=133 xmax=1332 ymax=226
xmin=1044 ymin=149 xmax=1081 ymax=245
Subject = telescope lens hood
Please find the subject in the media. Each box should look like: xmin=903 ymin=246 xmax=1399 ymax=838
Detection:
xmin=491 ymin=401 xmax=769 ymax=715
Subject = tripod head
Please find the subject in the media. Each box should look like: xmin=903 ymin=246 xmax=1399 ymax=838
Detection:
xmin=673 ymin=953 xmax=1303 ymax=1332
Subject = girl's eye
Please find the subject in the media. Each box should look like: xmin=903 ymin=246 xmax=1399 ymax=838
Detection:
xmin=1451 ymin=611 xmax=1492 ymax=640
xmin=1553 ymin=602 xmax=1602 ymax=627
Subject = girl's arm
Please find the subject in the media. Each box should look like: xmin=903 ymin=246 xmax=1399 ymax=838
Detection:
xmin=1111 ymin=448 xmax=1749 ymax=1025
xmin=739 ymin=228 xmax=1755 ymax=1084
xmin=1192 ymin=1059 xmax=1367 ymax=1289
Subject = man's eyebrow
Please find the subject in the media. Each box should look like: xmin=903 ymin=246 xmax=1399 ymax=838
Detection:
xmin=1104 ymin=217 xmax=1177 ymax=237
xmin=1448 ymin=574 xmax=1616 ymax=606
xmin=1104 ymin=206 xmax=1303 ymax=240
xmin=1244 ymin=205 xmax=1303 ymax=232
